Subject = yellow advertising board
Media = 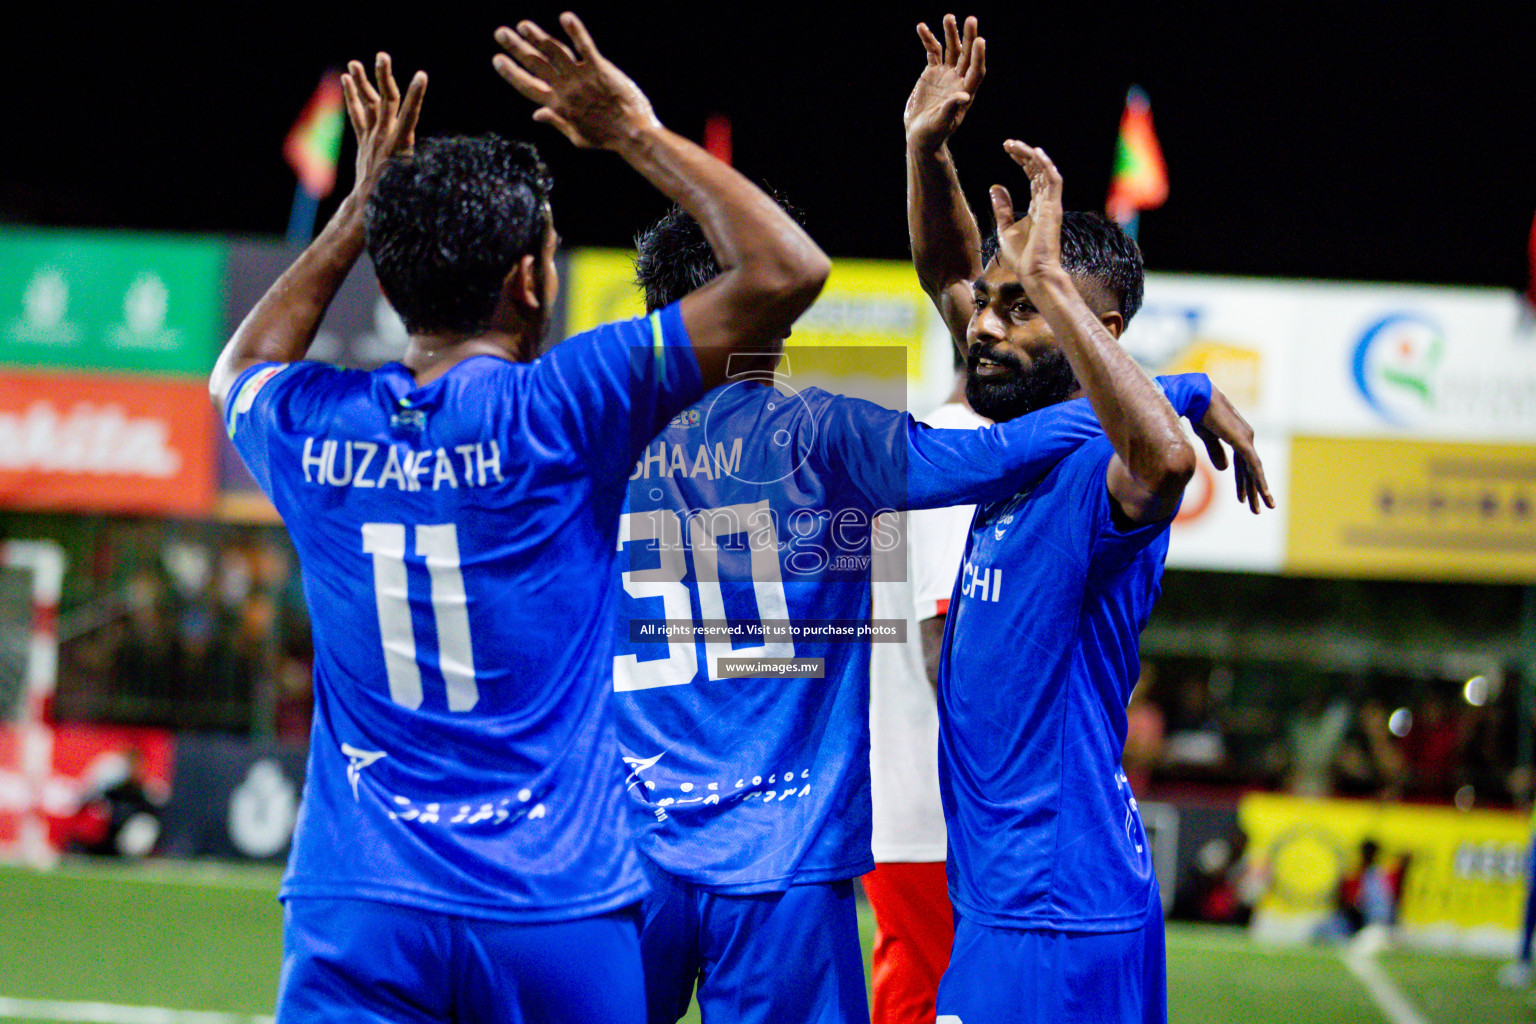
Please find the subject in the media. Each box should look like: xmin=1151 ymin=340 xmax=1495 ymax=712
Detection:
xmin=565 ymin=249 xmax=647 ymax=336
xmin=563 ymin=249 xmax=935 ymax=388
xmin=1286 ymin=435 xmax=1536 ymax=582
xmin=1239 ymin=792 xmax=1528 ymax=951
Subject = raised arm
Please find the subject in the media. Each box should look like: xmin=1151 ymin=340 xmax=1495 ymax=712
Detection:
xmin=905 ymin=14 xmax=986 ymax=350
xmin=209 ymin=55 xmax=426 ymax=412
xmin=494 ymin=13 xmax=829 ymax=389
xmin=989 ymin=141 xmax=1271 ymax=523
xmin=990 ymin=142 xmax=1191 ymax=523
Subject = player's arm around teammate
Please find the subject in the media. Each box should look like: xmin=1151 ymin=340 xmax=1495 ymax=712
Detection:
xmin=209 ymin=55 xmax=426 ymax=410
xmin=493 ymin=13 xmax=829 ymax=389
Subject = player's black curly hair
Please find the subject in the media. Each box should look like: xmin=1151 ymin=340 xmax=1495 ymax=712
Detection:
xmin=634 ymin=191 xmax=804 ymax=314
xmin=366 ymin=135 xmax=553 ymax=335
xmin=981 ymin=211 xmax=1145 ymax=324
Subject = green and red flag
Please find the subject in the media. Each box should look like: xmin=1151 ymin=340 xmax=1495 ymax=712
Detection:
xmin=284 ymin=73 xmax=345 ymax=200
xmin=1106 ymin=87 xmax=1168 ymax=227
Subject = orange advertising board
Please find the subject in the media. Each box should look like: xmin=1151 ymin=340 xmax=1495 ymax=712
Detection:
xmin=0 ymin=370 xmax=216 ymax=515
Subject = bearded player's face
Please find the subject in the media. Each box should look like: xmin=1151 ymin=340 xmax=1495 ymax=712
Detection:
xmin=963 ymin=259 xmax=1081 ymax=424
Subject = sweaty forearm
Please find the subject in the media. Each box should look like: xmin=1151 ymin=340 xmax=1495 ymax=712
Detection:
xmin=210 ymin=195 xmax=366 ymax=405
xmin=907 ymin=141 xmax=983 ymax=299
xmin=1030 ymin=271 xmax=1194 ymax=492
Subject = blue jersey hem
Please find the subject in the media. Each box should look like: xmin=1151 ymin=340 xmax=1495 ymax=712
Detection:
xmin=948 ymin=884 xmax=1155 ymax=934
xmin=277 ymin=877 xmax=651 ymax=924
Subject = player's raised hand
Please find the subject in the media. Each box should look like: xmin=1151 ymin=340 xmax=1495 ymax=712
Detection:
xmin=341 ymin=53 xmax=427 ymax=198
xmin=493 ymin=13 xmax=660 ymax=150
xmin=990 ymin=139 xmax=1066 ymax=287
xmin=1193 ymin=388 xmax=1275 ymax=514
xmin=905 ymin=14 xmax=986 ymax=152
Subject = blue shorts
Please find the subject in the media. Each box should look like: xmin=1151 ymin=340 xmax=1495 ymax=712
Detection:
xmin=639 ymin=863 xmax=867 ymax=1024
xmin=936 ymin=897 xmax=1167 ymax=1024
xmin=277 ymin=897 xmax=646 ymax=1024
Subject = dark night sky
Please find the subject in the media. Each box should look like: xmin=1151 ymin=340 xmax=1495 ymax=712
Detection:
xmin=6 ymin=2 xmax=1535 ymax=289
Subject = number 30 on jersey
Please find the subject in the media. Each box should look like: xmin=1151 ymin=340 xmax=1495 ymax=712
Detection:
xmin=613 ymin=500 xmax=793 ymax=692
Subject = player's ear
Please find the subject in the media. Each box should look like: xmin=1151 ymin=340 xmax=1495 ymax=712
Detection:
xmin=1099 ymin=309 xmax=1125 ymax=339
xmin=505 ymin=255 xmax=541 ymax=311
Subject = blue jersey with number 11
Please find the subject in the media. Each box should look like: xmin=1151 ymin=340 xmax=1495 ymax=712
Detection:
xmin=225 ymin=304 xmax=701 ymax=922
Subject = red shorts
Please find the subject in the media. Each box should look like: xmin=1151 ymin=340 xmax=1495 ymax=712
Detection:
xmin=861 ymin=861 xmax=953 ymax=1024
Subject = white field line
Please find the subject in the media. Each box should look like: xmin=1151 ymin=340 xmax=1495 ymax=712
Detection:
xmin=1341 ymin=948 xmax=1429 ymax=1024
xmin=0 ymin=861 xmax=282 ymax=892
xmin=0 ymin=998 xmax=272 ymax=1024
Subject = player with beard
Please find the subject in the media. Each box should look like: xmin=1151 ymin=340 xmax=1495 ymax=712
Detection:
xmin=613 ymin=203 xmax=1228 ymax=1024
xmin=905 ymin=15 xmax=1272 ymax=1024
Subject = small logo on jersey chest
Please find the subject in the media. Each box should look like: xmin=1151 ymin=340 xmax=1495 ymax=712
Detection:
xmin=391 ymin=406 xmax=427 ymax=431
xmin=979 ymin=489 xmax=1031 ymax=540
xmin=669 ymin=408 xmax=701 ymax=428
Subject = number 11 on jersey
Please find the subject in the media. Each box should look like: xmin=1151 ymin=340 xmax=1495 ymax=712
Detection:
xmin=362 ymin=522 xmax=479 ymax=712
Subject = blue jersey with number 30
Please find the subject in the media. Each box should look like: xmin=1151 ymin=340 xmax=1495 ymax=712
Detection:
xmin=612 ymin=378 xmax=1124 ymax=893
xmin=225 ymin=304 xmax=701 ymax=921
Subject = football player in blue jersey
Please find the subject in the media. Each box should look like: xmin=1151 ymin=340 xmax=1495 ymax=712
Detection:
xmin=905 ymin=15 xmax=1273 ymax=1024
xmin=612 ymin=194 xmax=1249 ymax=1020
xmin=209 ymin=14 xmax=833 ymax=1024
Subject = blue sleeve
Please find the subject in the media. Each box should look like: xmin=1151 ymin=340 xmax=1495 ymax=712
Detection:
xmin=808 ymin=395 xmax=1091 ymax=514
xmin=923 ymin=372 xmax=1207 ymax=508
xmin=1051 ymin=438 xmax=1173 ymax=582
xmin=223 ymin=361 xmax=329 ymax=497
xmin=811 ymin=373 xmax=1211 ymax=512
xmin=532 ymin=302 xmax=704 ymax=478
xmin=1157 ymin=372 xmax=1212 ymax=424
xmin=904 ymin=397 xmax=1101 ymax=509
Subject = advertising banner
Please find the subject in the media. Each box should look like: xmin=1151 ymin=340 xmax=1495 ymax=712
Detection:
xmin=159 ymin=734 xmax=306 ymax=862
xmin=1239 ymin=792 xmax=1528 ymax=953
xmin=1167 ymin=430 xmax=1289 ymax=573
xmin=1124 ymin=274 xmax=1297 ymax=435
xmin=565 ymin=249 xmax=953 ymax=412
xmin=1287 ymin=436 xmax=1536 ymax=582
xmin=1286 ymin=284 xmax=1536 ymax=442
xmin=0 ymin=229 xmax=222 ymax=377
xmin=0 ymin=370 xmax=217 ymax=515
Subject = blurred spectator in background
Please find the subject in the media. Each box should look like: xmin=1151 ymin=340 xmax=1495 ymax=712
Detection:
xmin=1123 ymin=661 xmax=1165 ymax=798
xmin=1283 ymin=688 xmax=1352 ymax=797
xmin=1315 ymin=839 xmax=1408 ymax=949
xmin=1162 ymin=665 xmax=1228 ymax=777
xmin=1341 ymin=698 xmax=1407 ymax=799
xmin=1401 ymin=691 xmax=1465 ymax=799
xmin=1171 ymin=833 xmax=1254 ymax=927
xmin=274 ymin=642 xmax=315 ymax=743
xmin=113 ymin=572 xmax=173 ymax=718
